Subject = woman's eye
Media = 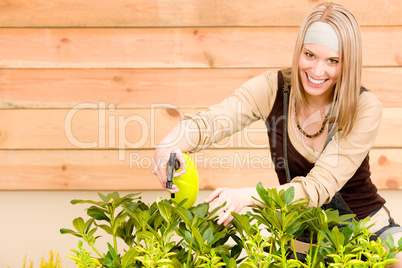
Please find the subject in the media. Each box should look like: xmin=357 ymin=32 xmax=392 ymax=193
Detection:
xmin=306 ymin=53 xmax=314 ymax=58
xmin=328 ymin=59 xmax=339 ymax=64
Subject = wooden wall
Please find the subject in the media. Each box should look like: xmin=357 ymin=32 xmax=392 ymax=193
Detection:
xmin=0 ymin=0 xmax=401 ymax=191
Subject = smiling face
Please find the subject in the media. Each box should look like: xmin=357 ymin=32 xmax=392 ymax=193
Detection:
xmin=298 ymin=43 xmax=341 ymax=102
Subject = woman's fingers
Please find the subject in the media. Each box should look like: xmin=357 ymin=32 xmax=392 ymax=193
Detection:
xmin=205 ymin=188 xmax=255 ymax=225
xmin=153 ymin=148 xmax=186 ymax=193
xmin=217 ymin=205 xmax=236 ymax=226
xmin=175 ymin=148 xmax=186 ymax=170
xmin=205 ymin=188 xmax=226 ymax=204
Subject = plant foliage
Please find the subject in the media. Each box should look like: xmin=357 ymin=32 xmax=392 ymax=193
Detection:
xmin=61 ymin=186 xmax=402 ymax=267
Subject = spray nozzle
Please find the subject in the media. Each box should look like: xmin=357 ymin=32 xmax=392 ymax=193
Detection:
xmin=166 ymin=152 xmax=180 ymax=197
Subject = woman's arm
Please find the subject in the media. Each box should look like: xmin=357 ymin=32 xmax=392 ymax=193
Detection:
xmin=206 ymin=91 xmax=382 ymax=225
xmin=153 ymin=71 xmax=278 ymax=193
xmin=290 ymin=91 xmax=383 ymax=208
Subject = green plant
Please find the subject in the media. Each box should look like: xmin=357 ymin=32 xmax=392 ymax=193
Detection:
xmin=61 ymin=187 xmax=402 ymax=267
xmin=248 ymin=184 xmax=312 ymax=267
xmin=233 ymin=220 xmax=273 ymax=268
xmin=231 ymin=182 xmax=402 ymax=267
xmin=172 ymin=202 xmax=240 ymax=267
xmin=66 ymin=240 xmax=102 ymax=268
xmin=22 ymin=251 xmax=63 ymax=268
xmin=22 ymin=255 xmax=33 ymax=268
xmin=319 ymin=220 xmax=402 ymax=268
xmin=198 ymin=249 xmax=226 ymax=267
xmin=61 ymin=192 xmax=238 ymax=268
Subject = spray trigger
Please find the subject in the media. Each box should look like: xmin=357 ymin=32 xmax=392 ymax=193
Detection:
xmin=166 ymin=152 xmax=180 ymax=198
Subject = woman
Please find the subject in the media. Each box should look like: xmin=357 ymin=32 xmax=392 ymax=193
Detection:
xmin=152 ymin=2 xmax=402 ymax=265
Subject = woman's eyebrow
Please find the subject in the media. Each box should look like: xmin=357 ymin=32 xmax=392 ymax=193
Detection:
xmin=303 ymin=48 xmax=314 ymax=54
xmin=329 ymin=56 xmax=340 ymax=60
xmin=304 ymin=48 xmax=339 ymax=60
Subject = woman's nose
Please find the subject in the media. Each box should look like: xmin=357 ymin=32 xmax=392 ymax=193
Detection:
xmin=311 ymin=60 xmax=325 ymax=77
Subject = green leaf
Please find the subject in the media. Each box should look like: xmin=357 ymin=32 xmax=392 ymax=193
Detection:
xmin=98 ymin=192 xmax=110 ymax=202
xmin=59 ymin=228 xmax=82 ymax=238
xmin=115 ymin=195 xmax=139 ymax=208
xmin=113 ymin=212 xmax=128 ymax=235
xmin=106 ymin=192 xmax=121 ymax=202
xmin=71 ymin=199 xmax=108 ymax=207
xmin=163 ymin=221 xmax=180 ymax=244
xmin=107 ymin=242 xmax=119 ymax=262
xmin=208 ymin=229 xmax=227 ymax=247
xmin=87 ymin=206 xmax=110 ymax=222
xmin=256 ymin=182 xmax=271 ymax=207
xmin=87 ymin=227 xmax=98 ymax=240
xmin=121 ymin=248 xmax=139 ymax=268
xmin=383 ymin=258 xmax=399 ymax=266
xmin=173 ymin=206 xmax=193 ymax=226
xmin=232 ymin=213 xmax=252 ymax=236
xmin=96 ymin=224 xmax=112 ymax=235
xmin=194 ymin=203 xmax=209 ymax=218
xmin=283 ymin=186 xmax=295 ymax=205
xmin=202 ymin=227 xmax=214 ymax=245
xmin=191 ymin=226 xmax=204 ymax=247
xmin=84 ymin=218 xmax=95 ymax=234
xmin=228 ymin=257 xmax=238 ymax=268
xmin=269 ymin=210 xmax=284 ymax=231
xmin=72 ymin=217 xmax=86 ymax=235
xmin=138 ymin=210 xmax=150 ymax=229
xmin=385 ymin=233 xmax=395 ymax=250
xmin=282 ymin=210 xmax=298 ymax=230
xmin=271 ymin=188 xmax=285 ymax=208
xmin=345 ymin=259 xmax=364 ymax=265
xmin=103 ymin=252 xmax=113 ymax=267
xmin=156 ymin=258 xmax=173 ymax=264
xmin=231 ymin=244 xmax=243 ymax=259
xmin=157 ymin=202 xmax=173 ymax=223
xmin=184 ymin=230 xmax=196 ymax=246
xmin=137 ymin=230 xmax=155 ymax=241
xmin=331 ymin=226 xmax=344 ymax=249
xmin=239 ymin=261 xmax=257 ymax=268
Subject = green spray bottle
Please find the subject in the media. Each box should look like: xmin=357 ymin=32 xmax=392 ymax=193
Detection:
xmin=166 ymin=152 xmax=199 ymax=209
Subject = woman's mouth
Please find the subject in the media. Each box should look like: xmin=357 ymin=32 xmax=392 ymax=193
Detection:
xmin=306 ymin=73 xmax=327 ymax=86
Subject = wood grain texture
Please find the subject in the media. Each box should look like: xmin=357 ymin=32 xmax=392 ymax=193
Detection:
xmin=0 ymin=0 xmax=400 ymax=27
xmin=1 ymin=68 xmax=401 ymax=108
xmin=1 ymin=0 xmax=401 ymax=193
xmin=1 ymin=27 xmax=401 ymax=68
xmin=0 ymin=107 xmax=399 ymax=149
xmin=0 ymin=107 xmax=266 ymax=149
xmin=0 ymin=148 xmax=400 ymax=190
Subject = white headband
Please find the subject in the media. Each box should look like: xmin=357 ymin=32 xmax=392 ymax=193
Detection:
xmin=303 ymin=21 xmax=339 ymax=51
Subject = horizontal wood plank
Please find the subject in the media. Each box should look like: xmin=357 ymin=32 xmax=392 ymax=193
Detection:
xmin=0 ymin=107 xmax=399 ymax=149
xmin=0 ymin=0 xmax=400 ymax=27
xmin=1 ymin=27 xmax=401 ymax=68
xmin=0 ymin=107 xmax=267 ymax=149
xmin=0 ymin=68 xmax=401 ymax=108
xmin=0 ymin=148 xmax=400 ymax=190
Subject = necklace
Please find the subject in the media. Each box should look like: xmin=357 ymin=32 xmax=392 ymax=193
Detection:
xmin=295 ymin=106 xmax=330 ymax=139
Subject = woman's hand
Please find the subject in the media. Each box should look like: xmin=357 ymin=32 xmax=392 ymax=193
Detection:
xmin=153 ymin=146 xmax=186 ymax=194
xmin=205 ymin=187 xmax=257 ymax=226
xmin=152 ymin=120 xmax=197 ymax=194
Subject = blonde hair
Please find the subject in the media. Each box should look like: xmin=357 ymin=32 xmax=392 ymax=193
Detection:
xmin=285 ymin=2 xmax=362 ymax=139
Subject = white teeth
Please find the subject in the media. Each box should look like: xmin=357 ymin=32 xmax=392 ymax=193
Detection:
xmin=307 ymin=74 xmax=326 ymax=85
